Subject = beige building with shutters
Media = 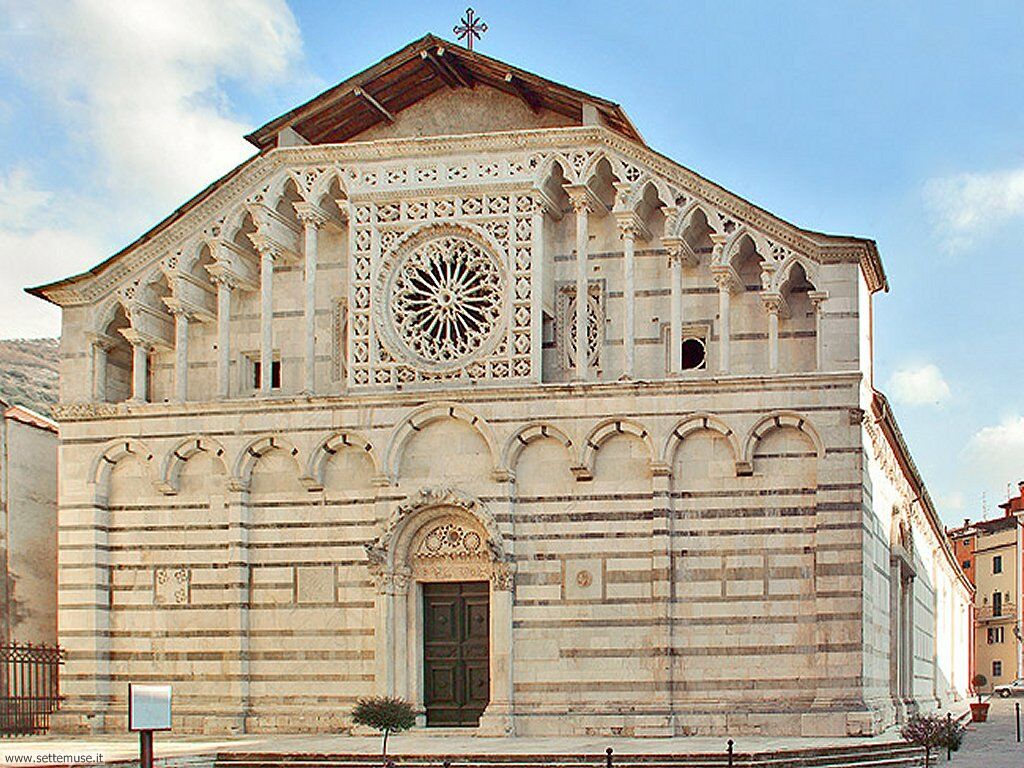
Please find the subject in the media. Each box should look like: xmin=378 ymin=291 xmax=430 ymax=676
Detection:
xmin=30 ymin=36 xmax=971 ymax=737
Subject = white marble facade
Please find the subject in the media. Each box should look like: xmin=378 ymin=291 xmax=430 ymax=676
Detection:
xmin=33 ymin=38 xmax=971 ymax=737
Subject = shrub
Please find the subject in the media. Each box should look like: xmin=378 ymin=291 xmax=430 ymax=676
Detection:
xmin=901 ymin=713 xmax=958 ymax=768
xmin=351 ymin=696 xmax=416 ymax=761
xmin=972 ymin=673 xmax=988 ymax=703
xmin=939 ymin=715 xmax=967 ymax=752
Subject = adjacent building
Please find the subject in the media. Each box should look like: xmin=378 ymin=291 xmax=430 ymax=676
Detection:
xmin=29 ymin=36 xmax=972 ymax=737
xmin=949 ymin=483 xmax=1024 ymax=691
xmin=0 ymin=402 xmax=58 ymax=646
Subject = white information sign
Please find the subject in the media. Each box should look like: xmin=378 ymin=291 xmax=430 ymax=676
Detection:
xmin=128 ymin=683 xmax=172 ymax=731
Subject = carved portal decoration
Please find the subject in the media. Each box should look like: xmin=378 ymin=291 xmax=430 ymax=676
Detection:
xmin=418 ymin=523 xmax=485 ymax=559
xmin=365 ymin=487 xmax=513 ymax=592
xmin=386 ymin=233 xmax=505 ymax=369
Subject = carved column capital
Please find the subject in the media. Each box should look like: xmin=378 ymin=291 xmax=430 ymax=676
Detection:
xmin=87 ymin=332 xmax=118 ymax=352
xmin=119 ymin=328 xmax=155 ymax=352
xmin=293 ymin=201 xmax=331 ymax=229
xmin=372 ymin=568 xmax=411 ymax=596
xmin=248 ymin=233 xmax=285 ymax=262
xmin=614 ymin=211 xmax=650 ymax=242
xmin=761 ymin=292 xmax=783 ymax=316
xmin=709 ymin=232 xmax=729 ymax=262
xmin=711 ymin=266 xmax=740 ymax=294
xmin=563 ymin=184 xmax=606 ymax=216
xmin=162 ymin=297 xmax=197 ymax=319
xmin=663 ymin=236 xmax=698 ymax=266
xmin=491 ymin=562 xmax=515 ymax=592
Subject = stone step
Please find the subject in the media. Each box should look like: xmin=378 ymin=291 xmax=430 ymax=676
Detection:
xmin=214 ymin=746 xmax=926 ymax=768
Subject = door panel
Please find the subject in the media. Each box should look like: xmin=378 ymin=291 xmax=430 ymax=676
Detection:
xmin=423 ymin=581 xmax=490 ymax=726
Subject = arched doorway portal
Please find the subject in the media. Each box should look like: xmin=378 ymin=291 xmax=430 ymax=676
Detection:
xmin=366 ymin=487 xmax=514 ymax=732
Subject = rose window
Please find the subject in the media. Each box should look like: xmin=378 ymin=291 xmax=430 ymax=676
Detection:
xmin=387 ymin=234 xmax=504 ymax=366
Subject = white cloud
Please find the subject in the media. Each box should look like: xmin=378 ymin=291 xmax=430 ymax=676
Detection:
xmin=5 ymin=0 xmax=303 ymax=209
xmin=0 ymin=0 xmax=307 ymax=337
xmin=0 ymin=227 xmax=105 ymax=337
xmin=963 ymin=415 xmax=1024 ymax=497
xmin=0 ymin=168 xmax=53 ymax=230
xmin=935 ymin=491 xmax=965 ymax=515
xmin=924 ymin=165 xmax=1024 ymax=252
xmin=887 ymin=363 xmax=951 ymax=406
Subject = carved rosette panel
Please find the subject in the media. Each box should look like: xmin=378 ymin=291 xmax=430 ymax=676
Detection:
xmin=154 ymin=567 xmax=190 ymax=605
xmin=409 ymin=517 xmax=494 ymax=583
xmin=350 ymin=193 xmax=535 ymax=387
xmin=417 ymin=522 xmax=486 ymax=560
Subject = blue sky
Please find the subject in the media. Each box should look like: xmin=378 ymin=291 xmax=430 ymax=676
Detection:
xmin=0 ymin=1 xmax=1022 ymax=523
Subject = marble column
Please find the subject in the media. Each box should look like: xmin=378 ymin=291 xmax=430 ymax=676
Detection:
xmin=763 ymin=294 xmax=782 ymax=373
xmin=214 ymin=275 xmax=233 ymax=399
xmin=88 ymin=335 xmax=115 ymax=402
xmin=259 ymin=247 xmax=275 ymax=393
xmin=619 ymin=221 xmax=637 ymax=379
xmin=480 ymin=565 xmax=515 ymax=735
xmin=295 ymin=205 xmax=327 ymax=395
xmin=126 ymin=336 xmax=150 ymax=403
xmin=171 ymin=307 xmax=191 ymax=402
xmin=669 ymin=254 xmax=683 ymax=374
xmin=713 ymin=271 xmax=734 ymax=374
xmin=809 ymin=290 xmax=828 ymax=371
xmin=530 ymin=203 xmax=545 ymax=382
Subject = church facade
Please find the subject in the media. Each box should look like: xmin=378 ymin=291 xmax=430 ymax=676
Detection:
xmin=32 ymin=36 xmax=971 ymax=737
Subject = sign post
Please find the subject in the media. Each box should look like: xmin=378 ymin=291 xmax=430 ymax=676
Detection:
xmin=128 ymin=684 xmax=172 ymax=768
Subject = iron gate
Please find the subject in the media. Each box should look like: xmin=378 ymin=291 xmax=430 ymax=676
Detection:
xmin=0 ymin=643 xmax=64 ymax=736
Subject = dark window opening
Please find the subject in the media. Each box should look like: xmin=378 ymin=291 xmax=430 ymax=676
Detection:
xmin=993 ymin=591 xmax=1003 ymax=617
xmin=681 ymin=338 xmax=706 ymax=370
xmin=993 ymin=555 xmax=1003 ymax=574
xmin=253 ymin=359 xmax=282 ymax=390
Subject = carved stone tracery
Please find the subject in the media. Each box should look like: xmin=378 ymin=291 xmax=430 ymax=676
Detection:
xmin=556 ymin=282 xmax=603 ymax=371
xmin=386 ymin=234 xmax=504 ymax=368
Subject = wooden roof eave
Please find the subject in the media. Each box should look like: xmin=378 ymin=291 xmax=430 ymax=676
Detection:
xmin=246 ymin=34 xmax=645 ymax=149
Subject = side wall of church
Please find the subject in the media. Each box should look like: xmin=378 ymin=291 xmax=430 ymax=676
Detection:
xmin=860 ymin=405 xmax=972 ymax=727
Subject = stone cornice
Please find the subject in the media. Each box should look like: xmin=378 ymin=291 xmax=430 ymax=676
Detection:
xmin=31 ymin=125 xmax=886 ymax=309
xmin=52 ymin=369 xmax=864 ymax=423
xmin=868 ymin=390 xmax=974 ymax=597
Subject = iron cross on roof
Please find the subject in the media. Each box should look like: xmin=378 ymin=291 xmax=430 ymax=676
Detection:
xmin=454 ymin=8 xmax=487 ymax=51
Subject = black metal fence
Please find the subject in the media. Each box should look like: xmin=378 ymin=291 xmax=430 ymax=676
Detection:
xmin=0 ymin=643 xmax=64 ymax=736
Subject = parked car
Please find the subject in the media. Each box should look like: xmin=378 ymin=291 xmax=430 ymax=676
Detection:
xmin=994 ymin=678 xmax=1024 ymax=698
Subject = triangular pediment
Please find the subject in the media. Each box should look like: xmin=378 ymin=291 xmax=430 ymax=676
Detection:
xmin=246 ymin=35 xmax=644 ymax=149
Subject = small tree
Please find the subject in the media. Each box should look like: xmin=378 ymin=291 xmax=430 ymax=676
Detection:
xmin=351 ymin=696 xmax=416 ymax=763
xmin=972 ymin=673 xmax=988 ymax=703
xmin=900 ymin=713 xmax=947 ymax=768
xmin=939 ymin=715 xmax=967 ymax=753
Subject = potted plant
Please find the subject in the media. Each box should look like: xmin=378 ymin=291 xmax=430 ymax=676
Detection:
xmin=351 ymin=696 xmax=416 ymax=764
xmin=900 ymin=713 xmax=951 ymax=768
xmin=970 ymin=673 xmax=990 ymax=721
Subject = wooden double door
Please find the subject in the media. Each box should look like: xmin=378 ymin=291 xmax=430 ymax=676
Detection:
xmin=422 ymin=581 xmax=490 ymax=726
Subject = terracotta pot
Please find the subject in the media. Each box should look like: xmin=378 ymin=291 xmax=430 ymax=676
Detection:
xmin=970 ymin=701 xmax=990 ymax=722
